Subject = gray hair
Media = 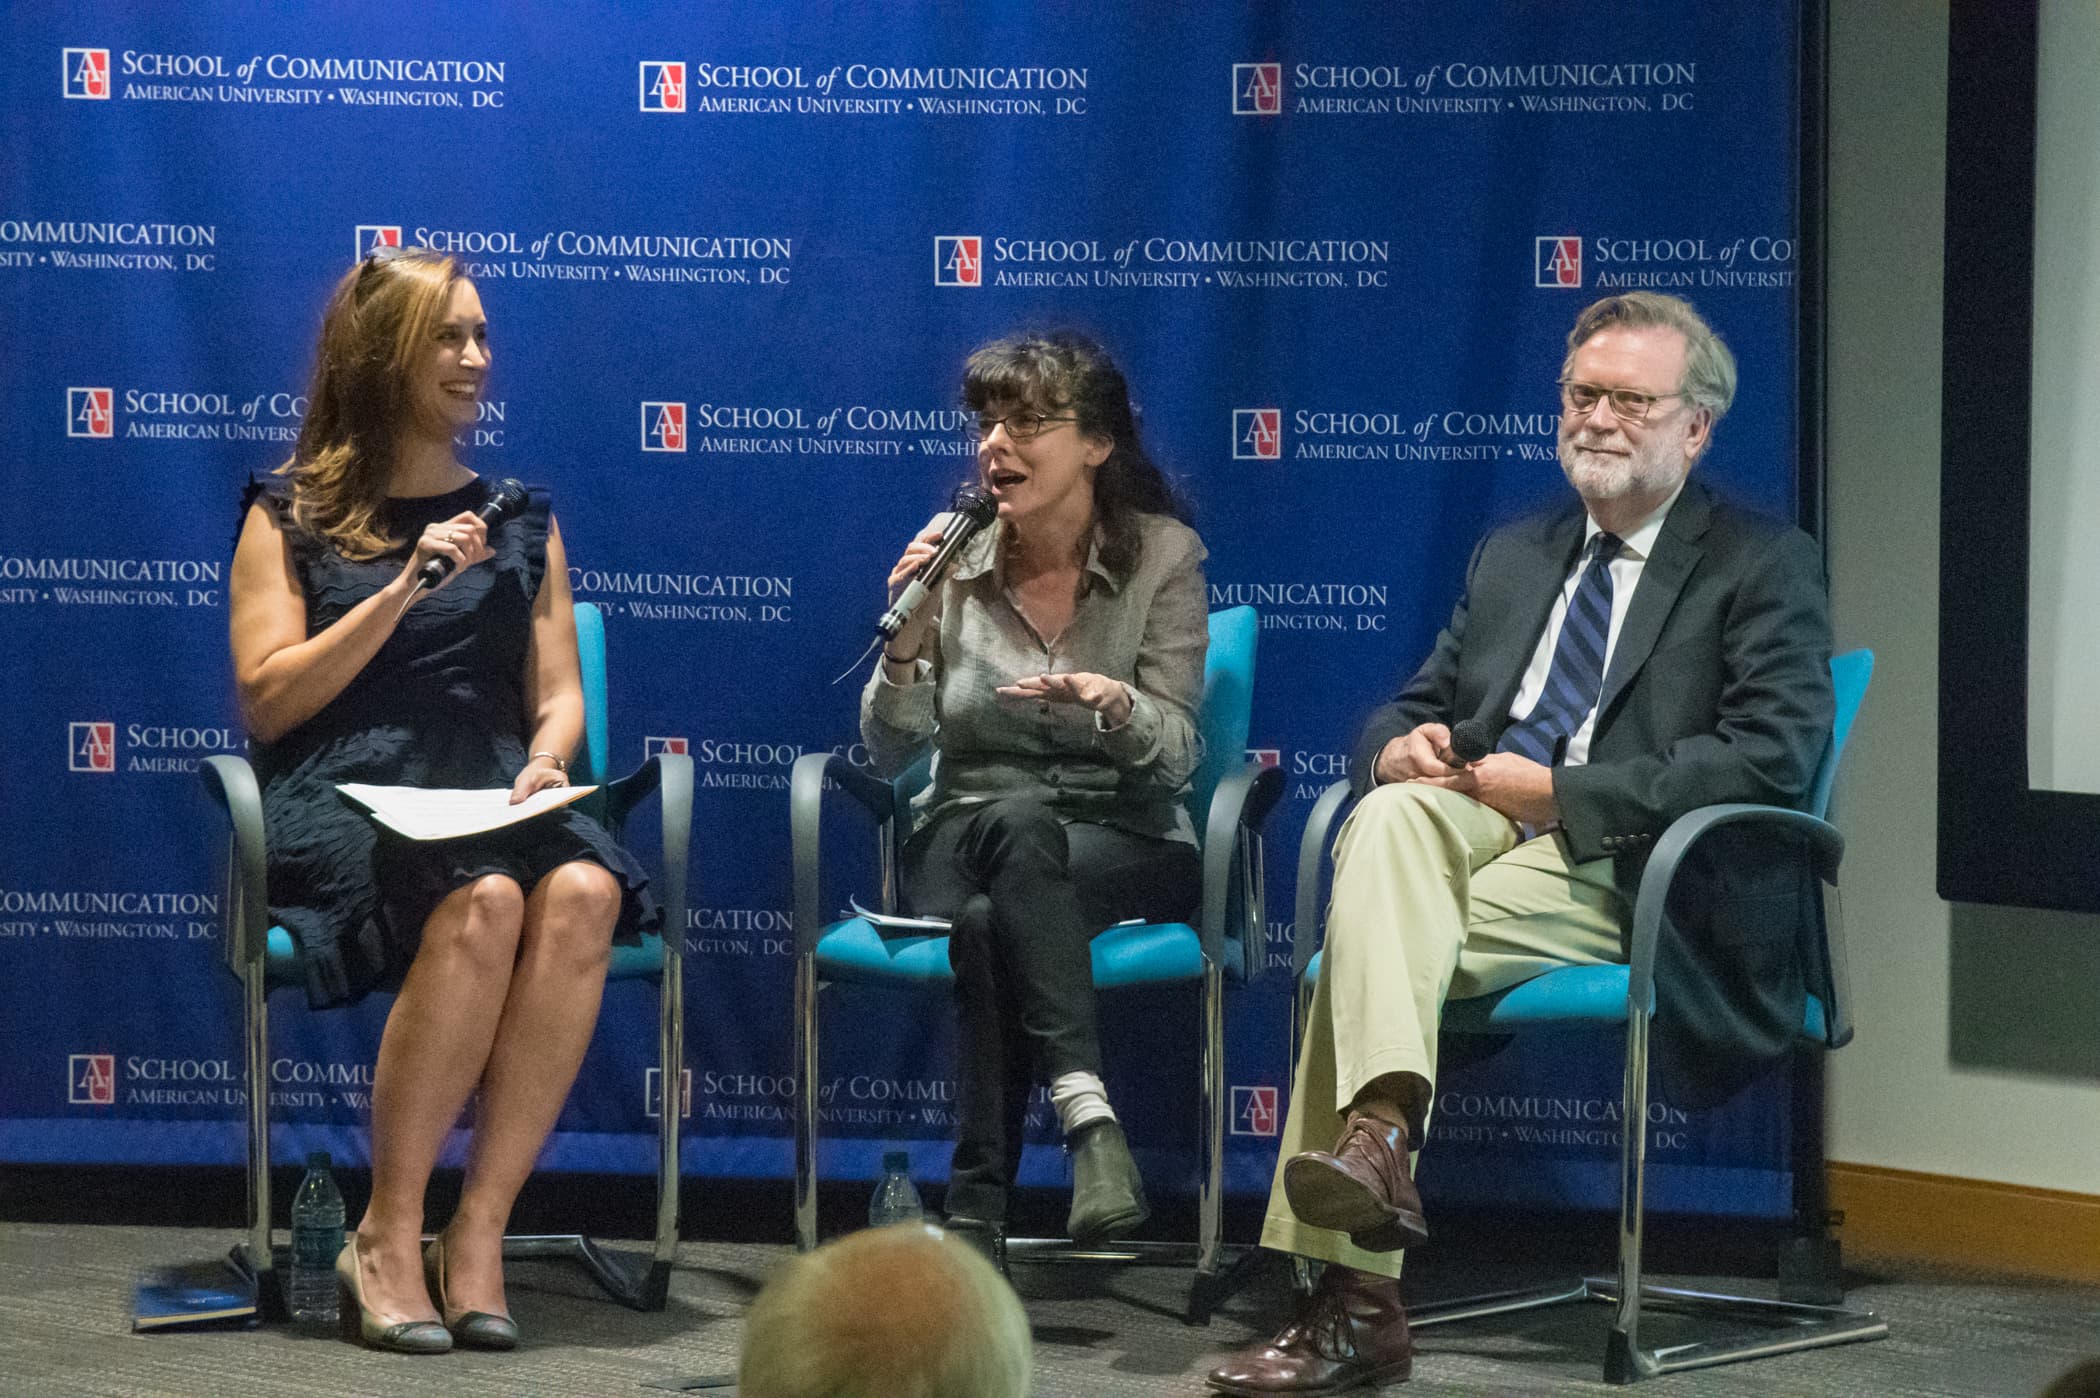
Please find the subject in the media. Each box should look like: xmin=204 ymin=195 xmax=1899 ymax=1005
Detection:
xmin=1563 ymin=291 xmax=1737 ymax=421
xmin=738 ymin=1224 xmax=1032 ymax=1398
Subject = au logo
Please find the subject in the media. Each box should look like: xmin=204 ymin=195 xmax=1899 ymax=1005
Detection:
xmin=1536 ymin=235 xmax=1582 ymax=288
xmin=70 ymin=1054 xmax=116 ymax=1105
xmin=67 ymin=387 xmax=114 ymax=439
xmin=644 ymin=1066 xmax=693 ymax=1119
xmin=641 ymin=402 xmax=687 ymax=452
xmin=1231 ymin=1085 xmax=1279 ymax=1136
xmin=355 ymin=224 xmax=403 ymax=260
xmin=1233 ymin=408 xmax=1281 ymax=460
xmin=1233 ymin=63 xmax=1281 ymax=116
xmin=1245 ymin=748 xmax=1282 ymax=771
xmin=645 ymin=736 xmax=690 ymax=758
xmin=63 ymin=48 xmax=111 ymax=100
xmin=640 ymin=61 xmax=685 ymax=112
xmin=934 ymin=236 xmax=981 ymax=287
xmin=70 ymin=722 xmax=116 ymax=772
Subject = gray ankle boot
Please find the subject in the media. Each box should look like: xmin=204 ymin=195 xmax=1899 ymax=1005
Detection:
xmin=1066 ymin=1119 xmax=1150 ymax=1245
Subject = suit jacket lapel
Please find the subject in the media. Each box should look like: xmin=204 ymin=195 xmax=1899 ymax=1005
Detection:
xmin=1480 ymin=505 xmax=1587 ymax=725
xmin=1597 ymin=480 xmax=1712 ymax=717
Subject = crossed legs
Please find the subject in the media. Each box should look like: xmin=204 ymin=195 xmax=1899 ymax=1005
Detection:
xmin=1210 ymin=783 xmax=1625 ymax=1393
xmin=349 ymin=861 xmax=620 ymax=1325
xmin=1262 ymin=780 xmax=1625 ymax=1276
xmin=905 ymin=796 xmax=1199 ymax=1224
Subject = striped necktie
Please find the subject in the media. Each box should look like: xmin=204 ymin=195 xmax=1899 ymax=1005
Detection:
xmin=1497 ymin=532 xmax=1624 ymax=766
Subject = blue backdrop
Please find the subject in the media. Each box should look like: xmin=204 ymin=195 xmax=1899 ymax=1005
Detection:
xmin=0 ymin=3 xmax=1805 ymax=1219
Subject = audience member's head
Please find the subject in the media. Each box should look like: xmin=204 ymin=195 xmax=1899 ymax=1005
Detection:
xmin=2043 ymin=1357 xmax=2100 ymax=1397
xmin=738 ymin=1224 xmax=1031 ymax=1398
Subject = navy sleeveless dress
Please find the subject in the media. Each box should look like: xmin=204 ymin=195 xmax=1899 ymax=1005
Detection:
xmin=241 ymin=476 xmax=657 ymax=1008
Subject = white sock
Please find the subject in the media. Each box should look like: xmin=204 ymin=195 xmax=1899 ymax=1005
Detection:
xmin=1050 ymin=1070 xmax=1116 ymax=1136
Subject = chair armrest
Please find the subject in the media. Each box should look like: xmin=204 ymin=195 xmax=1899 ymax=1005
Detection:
xmin=1292 ymin=781 xmax=1356 ymax=981
xmin=1198 ymin=759 xmax=1284 ymax=980
xmin=602 ymin=754 xmax=664 ymax=827
xmin=791 ymin=752 xmax=895 ymax=956
xmin=1626 ymin=803 xmax=1845 ymax=1030
xmin=604 ymin=754 xmax=692 ymax=955
xmin=1240 ymin=760 xmax=1288 ymax=834
xmin=199 ymin=754 xmax=270 ymax=973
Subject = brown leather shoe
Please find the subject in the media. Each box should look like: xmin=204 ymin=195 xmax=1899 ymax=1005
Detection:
xmin=1206 ymin=1264 xmax=1413 ymax=1394
xmin=1281 ymin=1111 xmax=1428 ymax=1253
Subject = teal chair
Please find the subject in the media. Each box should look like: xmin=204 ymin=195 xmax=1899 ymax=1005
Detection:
xmin=1290 ymin=649 xmax=1884 ymax=1382
xmin=200 ymin=602 xmax=692 ymax=1316
xmin=788 ymin=606 xmax=1282 ymax=1321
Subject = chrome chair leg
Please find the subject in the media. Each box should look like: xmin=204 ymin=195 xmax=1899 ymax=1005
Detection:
xmin=640 ymin=943 xmax=684 ymax=1310
xmin=1606 ymin=1007 xmax=1656 ymax=1378
xmin=793 ymin=951 xmax=820 ymax=1253
xmin=1410 ymin=1279 xmax=1599 ymax=1329
xmin=645 ymin=753 xmax=692 ymax=1308
xmin=1197 ymin=958 xmax=1225 ymax=1277
xmin=1413 ymin=1007 xmax=1888 ymax=1382
xmin=1175 ymin=958 xmax=1229 ymax=1322
xmin=236 ymin=957 xmax=281 ymax=1319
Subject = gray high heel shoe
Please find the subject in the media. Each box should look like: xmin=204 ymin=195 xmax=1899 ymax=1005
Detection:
xmin=425 ymin=1232 xmax=520 ymax=1351
xmin=334 ymin=1235 xmax=452 ymax=1353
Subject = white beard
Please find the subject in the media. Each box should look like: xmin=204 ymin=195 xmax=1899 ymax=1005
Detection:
xmin=1558 ymin=434 xmax=1684 ymax=502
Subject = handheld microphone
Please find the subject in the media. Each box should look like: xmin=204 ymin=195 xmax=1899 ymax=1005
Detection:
xmin=416 ymin=477 xmax=529 ymax=591
xmin=876 ymin=484 xmax=998 ymax=640
xmin=1449 ymin=718 xmax=1492 ymax=766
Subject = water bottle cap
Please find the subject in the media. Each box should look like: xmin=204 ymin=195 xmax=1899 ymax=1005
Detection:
xmin=882 ymin=1150 xmax=910 ymax=1173
xmin=306 ymin=1151 xmax=331 ymax=1168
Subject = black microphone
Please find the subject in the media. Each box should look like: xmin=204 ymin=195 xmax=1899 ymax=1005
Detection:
xmin=1449 ymin=718 xmax=1492 ymax=766
xmin=877 ymin=484 xmax=998 ymax=640
xmin=416 ymin=477 xmax=529 ymax=591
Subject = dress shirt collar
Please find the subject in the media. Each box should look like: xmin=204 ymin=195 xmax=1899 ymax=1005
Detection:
xmin=1583 ymin=479 xmax=1684 ymax=563
xmin=952 ymin=520 xmax=1122 ymax=593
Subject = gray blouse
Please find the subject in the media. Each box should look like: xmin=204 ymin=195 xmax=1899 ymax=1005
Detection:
xmin=860 ymin=511 xmax=1209 ymax=844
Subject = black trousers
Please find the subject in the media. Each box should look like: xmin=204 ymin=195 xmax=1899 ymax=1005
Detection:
xmin=902 ymin=795 xmax=1201 ymax=1221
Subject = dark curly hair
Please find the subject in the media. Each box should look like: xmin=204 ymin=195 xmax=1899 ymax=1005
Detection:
xmin=960 ymin=330 xmax=1187 ymax=579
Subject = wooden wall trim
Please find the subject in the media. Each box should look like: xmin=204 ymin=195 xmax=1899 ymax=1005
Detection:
xmin=1827 ymin=1162 xmax=2100 ymax=1284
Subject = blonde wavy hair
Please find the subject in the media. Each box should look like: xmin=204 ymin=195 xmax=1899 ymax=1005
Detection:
xmin=277 ymin=247 xmax=464 ymax=557
xmin=738 ymin=1224 xmax=1031 ymax=1398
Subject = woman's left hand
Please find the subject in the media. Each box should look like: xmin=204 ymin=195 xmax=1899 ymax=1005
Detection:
xmin=996 ymin=670 xmax=1133 ymax=728
xmin=509 ymin=756 xmax=569 ymax=805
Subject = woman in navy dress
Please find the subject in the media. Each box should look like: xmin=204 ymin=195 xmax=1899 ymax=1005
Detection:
xmin=229 ymin=247 xmax=656 ymax=1352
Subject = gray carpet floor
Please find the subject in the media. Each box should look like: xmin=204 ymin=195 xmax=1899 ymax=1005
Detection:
xmin=2 ymin=1222 xmax=2095 ymax=1396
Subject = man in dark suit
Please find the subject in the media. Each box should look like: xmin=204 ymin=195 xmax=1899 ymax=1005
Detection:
xmin=1207 ymin=292 xmax=1834 ymax=1395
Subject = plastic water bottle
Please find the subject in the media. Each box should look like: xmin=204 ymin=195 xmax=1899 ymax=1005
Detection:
xmin=868 ymin=1151 xmax=925 ymax=1228
xmin=287 ymin=1152 xmax=346 ymax=1330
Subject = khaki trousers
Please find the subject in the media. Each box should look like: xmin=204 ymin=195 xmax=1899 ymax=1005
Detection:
xmin=1260 ymin=781 xmax=1627 ymax=1278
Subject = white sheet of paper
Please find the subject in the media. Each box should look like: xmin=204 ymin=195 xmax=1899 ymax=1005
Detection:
xmin=840 ymin=901 xmax=1149 ymax=934
xmin=337 ymin=782 xmax=598 ymax=842
xmin=847 ymin=896 xmax=953 ymax=932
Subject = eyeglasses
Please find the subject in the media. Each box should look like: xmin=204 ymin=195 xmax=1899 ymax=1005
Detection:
xmin=1557 ymin=379 xmax=1687 ymax=425
xmin=971 ymin=410 xmax=1077 ymax=442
